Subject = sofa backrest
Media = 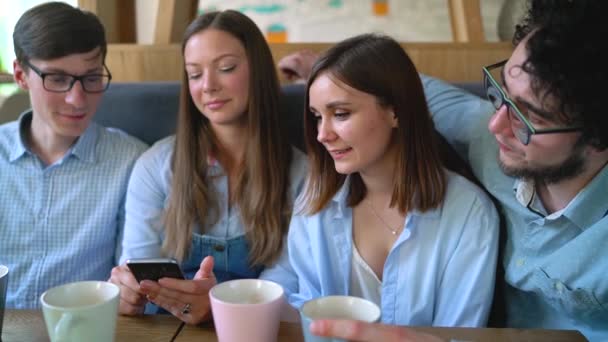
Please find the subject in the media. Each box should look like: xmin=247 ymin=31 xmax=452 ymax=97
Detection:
xmin=95 ymin=81 xmax=484 ymax=150
xmin=95 ymin=82 xmax=308 ymax=150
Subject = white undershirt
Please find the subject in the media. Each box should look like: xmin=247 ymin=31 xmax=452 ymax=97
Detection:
xmin=349 ymin=244 xmax=382 ymax=307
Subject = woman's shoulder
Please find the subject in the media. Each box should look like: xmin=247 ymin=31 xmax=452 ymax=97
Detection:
xmin=442 ymin=169 xmax=497 ymax=214
xmin=137 ymin=135 xmax=175 ymax=160
xmin=133 ymin=135 xmax=175 ymax=172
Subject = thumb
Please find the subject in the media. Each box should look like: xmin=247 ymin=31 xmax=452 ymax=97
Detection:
xmin=194 ymin=255 xmax=215 ymax=280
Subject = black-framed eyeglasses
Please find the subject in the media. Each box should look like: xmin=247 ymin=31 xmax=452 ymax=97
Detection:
xmin=482 ymin=60 xmax=582 ymax=145
xmin=22 ymin=60 xmax=112 ymax=93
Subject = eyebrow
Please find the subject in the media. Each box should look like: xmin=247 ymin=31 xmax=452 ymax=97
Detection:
xmin=309 ymin=100 xmax=352 ymax=113
xmin=185 ymin=53 xmax=241 ymax=67
xmin=42 ymin=66 xmax=104 ymax=75
xmin=500 ymin=66 xmax=555 ymax=121
xmin=324 ymin=100 xmax=352 ymax=109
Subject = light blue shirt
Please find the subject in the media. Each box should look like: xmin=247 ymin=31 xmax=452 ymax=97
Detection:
xmin=279 ymin=171 xmax=499 ymax=327
xmin=0 ymin=111 xmax=147 ymax=309
xmin=422 ymin=75 xmax=608 ymax=341
xmin=119 ymin=136 xmax=308 ymax=268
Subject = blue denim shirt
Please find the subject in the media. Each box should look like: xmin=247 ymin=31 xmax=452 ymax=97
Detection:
xmin=422 ymin=75 xmax=608 ymax=341
xmin=268 ymin=172 xmax=499 ymax=327
xmin=120 ymin=135 xmax=307 ymax=283
xmin=0 ymin=111 xmax=147 ymax=309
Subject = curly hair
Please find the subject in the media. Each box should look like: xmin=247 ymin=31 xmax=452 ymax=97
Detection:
xmin=513 ymin=0 xmax=608 ymax=150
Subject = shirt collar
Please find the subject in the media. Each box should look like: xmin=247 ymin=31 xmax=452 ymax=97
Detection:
xmin=329 ymin=175 xmax=432 ymax=219
xmin=70 ymin=122 xmax=98 ymax=163
xmin=563 ymin=163 xmax=608 ymax=230
xmin=331 ymin=176 xmax=351 ymax=218
xmin=513 ymin=165 xmax=608 ymax=230
xmin=8 ymin=110 xmax=32 ymax=162
xmin=9 ymin=109 xmax=99 ymax=164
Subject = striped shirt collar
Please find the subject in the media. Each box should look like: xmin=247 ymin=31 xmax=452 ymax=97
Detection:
xmin=10 ymin=110 xmax=98 ymax=164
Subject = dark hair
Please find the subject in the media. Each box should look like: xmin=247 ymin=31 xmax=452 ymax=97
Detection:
xmin=164 ymin=10 xmax=292 ymax=266
xmin=13 ymin=2 xmax=106 ymax=65
xmin=302 ymin=34 xmax=446 ymax=214
xmin=513 ymin=0 xmax=608 ymax=150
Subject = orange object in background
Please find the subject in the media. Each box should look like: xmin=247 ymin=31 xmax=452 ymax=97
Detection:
xmin=266 ymin=24 xmax=288 ymax=43
xmin=373 ymin=0 xmax=389 ymax=16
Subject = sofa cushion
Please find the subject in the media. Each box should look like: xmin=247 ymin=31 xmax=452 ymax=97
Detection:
xmin=95 ymin=82 xmax=484 ymax=148
xmin=95 ymin=82 xmax=180 ymax=146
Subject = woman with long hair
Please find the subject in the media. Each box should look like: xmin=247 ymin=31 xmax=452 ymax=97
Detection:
xmin=286 ymin=34 xmax=499 ymax=327
xmin=109 ymin=10 xmax=306 ymax=324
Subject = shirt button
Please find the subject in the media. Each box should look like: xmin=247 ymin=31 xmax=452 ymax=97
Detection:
xmin=554 ymin=282 xmax=564 ymax=293
xmin=516 ymin=258 xmax=525 ymax=267
xmin=213 ymin=245 xmax=225 ymax=252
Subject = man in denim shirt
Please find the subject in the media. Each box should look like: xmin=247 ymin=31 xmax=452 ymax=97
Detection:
xmin=292 ymin=1 xmax=608 ymax=341
xmin=0 ymin=2 xmax=147 ymax=308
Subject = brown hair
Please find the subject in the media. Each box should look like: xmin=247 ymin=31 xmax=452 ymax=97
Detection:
xmin=163 ymin=10 xmax=292 ymax=266
xmin=13 ymin=2 xmax=106 ymax=64
xmin=303 ymin=34 xmax=446 ymax=214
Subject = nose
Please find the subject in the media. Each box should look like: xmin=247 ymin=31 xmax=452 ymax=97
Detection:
xmin=202 ymin=72 xmax=219 ymax=93
xmin=488 ymin=104 xmax=512 ymax=136
xmin=64 ymin=80 xmax=87 ymax=107
xmin=316 ymin=117 xmax=336 ymax=143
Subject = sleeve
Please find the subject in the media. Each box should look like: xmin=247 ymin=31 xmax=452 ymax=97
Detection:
xmin=285 ymin=213 xmax=324 ymax=309
xmin=260 ymin=149 xmax=310 ymax=299
xmin=114 ymin=138 xmax=148 ymax=265
xmin=114 ymin=193 xmax=126 ymax=265
xmin=421 ymin=74 xmax=495 ymax=160
xmin=118 ymin=148 xmax=168 ymax=264
xmin=259 ymin=236 xmax=298 ymax=299
xmin=432 ymin=192 xmax=500 ymax=327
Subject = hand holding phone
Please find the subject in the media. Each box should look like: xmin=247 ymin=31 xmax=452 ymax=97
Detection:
xmin=126 ymin=258 xmax=185 ymax=283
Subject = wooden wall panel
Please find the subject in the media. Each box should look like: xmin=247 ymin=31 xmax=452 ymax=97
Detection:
xmin=448 ymin=0 xmax=486 ymax=43
xmin=106 ymin=42 xmax=513 ymax=83
xmin=154 ymin=0 xmax=198 ymax=44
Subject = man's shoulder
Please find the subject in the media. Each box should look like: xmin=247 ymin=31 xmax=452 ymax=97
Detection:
xmin=94 ymin=123 xmax=148 ymax=159
xmin=0 ymin=120 xmax=21 ymax=156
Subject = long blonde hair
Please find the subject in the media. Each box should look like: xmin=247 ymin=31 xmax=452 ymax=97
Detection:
xmin=163 ymin=10 xmax=292 ymax=266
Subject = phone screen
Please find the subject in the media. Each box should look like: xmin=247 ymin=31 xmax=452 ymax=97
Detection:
xmin=126 ymin=258 xmax=185 ymax=282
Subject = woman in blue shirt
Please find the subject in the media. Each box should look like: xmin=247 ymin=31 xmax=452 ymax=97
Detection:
xmin=109 ymin=10 xmax=306 ymax=324
xmin=284 ymin=34 xmax=499 ymax=327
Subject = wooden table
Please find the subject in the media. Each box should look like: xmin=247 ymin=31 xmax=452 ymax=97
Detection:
xmin=2 ymin=309 xmax=587 ymax=341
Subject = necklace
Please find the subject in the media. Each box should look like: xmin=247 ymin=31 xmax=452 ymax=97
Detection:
xmin=366 ymin=199 xmax=401 ymax=236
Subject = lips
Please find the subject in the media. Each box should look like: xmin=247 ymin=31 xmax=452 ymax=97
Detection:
xmin=59 ymin=113 xmax=87 ymax=120
xmin=328 ymin=147 xmax=352 ymax=159
xmin=205 ymin=99 xmax=230 ymax=110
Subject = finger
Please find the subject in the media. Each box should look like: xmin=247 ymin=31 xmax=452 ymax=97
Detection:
xmin=194 ymin=255 xmax=215 ymax=280
xmin=310 ymin=320 xmax=437 ymax=342
xmin=109 ymin=265 xmax=147 ymax=308
xmin=158 ymin=277 xmax=216 ymax=295
xmin=118 ymin=297 xmax=146 ymax=316
xmin=110 ymin=264 xmax=140 ymax=291
xmin=144 ymin=277 xmax=214 ymax=325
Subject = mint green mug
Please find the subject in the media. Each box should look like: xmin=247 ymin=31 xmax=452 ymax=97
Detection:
xmin=40 ymin=281 xmax=120 ymax=342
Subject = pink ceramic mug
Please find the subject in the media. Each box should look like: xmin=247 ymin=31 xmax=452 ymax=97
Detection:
xmin=210 ymin=279 xmax=284 ymax=342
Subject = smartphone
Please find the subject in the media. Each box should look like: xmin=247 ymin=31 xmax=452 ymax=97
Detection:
xmin=126 ymin=258 xmax=185 ymax=282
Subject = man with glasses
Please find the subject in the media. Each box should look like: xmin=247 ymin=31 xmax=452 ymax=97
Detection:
xmin=0 ymin=2 xmax=147 ymax=309
xmin=424 ymin=1 xmax=608 ymax=338
xmin=298 ymin=1 xmax=607 ymax=341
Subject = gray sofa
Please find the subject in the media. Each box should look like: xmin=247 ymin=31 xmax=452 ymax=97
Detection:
xmin=94 ymin=82 xmax=311 ymax=150
xmin=94 ymin=81 xmax=484 ymax=150
xmin=93 ymin=81 xmax=483 ymax=180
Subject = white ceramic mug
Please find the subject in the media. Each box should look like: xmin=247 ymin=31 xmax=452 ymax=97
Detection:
xmin=210 ymin=279 xmax=285 ymax=342
xmin=300 ymin=295 xmax=381 ymax=342
xmin=40 ymin=281 xmax=120 ymax=342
